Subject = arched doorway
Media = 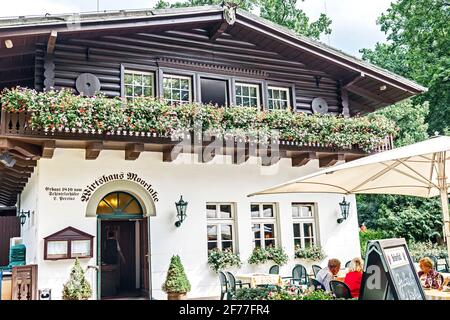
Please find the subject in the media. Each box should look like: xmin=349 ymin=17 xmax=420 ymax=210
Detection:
xmin=96 ymin=192 xmax=149 ymax=300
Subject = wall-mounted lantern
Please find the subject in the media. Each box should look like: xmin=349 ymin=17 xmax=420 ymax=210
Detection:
xmin=337 ymin=197 xmax=350 ymax=224
xmin=19 ymin=210 xmax=30 ymax=226
xmin=175 ymin=196 xmax=188 ymax=227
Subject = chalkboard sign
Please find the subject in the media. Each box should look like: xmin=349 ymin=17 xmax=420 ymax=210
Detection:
xmin=359 ymin=238 xmax=425 ymax=300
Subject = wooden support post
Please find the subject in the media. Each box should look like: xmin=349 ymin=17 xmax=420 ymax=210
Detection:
xmin=125 ymin=143 xmax=144 ymax=160
xmin=162 ymin=145 xmax=182 ymax=162
xmin=0 ymin=138 xmax=42 ymax=160
xmin=291 ymin=151 xmax=317 ymax=167
xmin=46 ymin=30 xmax=58 ymax=54
xmin=42 ymin=140 xmax=56 ymax=159
xmin=85 ymin=142 xmax=103 ymax=160
xmin=319 ymin=153 xmax=345 ymax=168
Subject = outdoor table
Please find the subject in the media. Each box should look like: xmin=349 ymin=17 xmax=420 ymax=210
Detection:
xmin=424 ymin=289 xmax=450 ymax=300
xmin=235 ymin=273 xmax=283 ymax=288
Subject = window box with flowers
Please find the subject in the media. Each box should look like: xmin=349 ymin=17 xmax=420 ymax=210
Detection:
xmin=207 ymin=248 xmax=242 ymax=273
xmin=248 ymin=246 xmax=289 ymax=266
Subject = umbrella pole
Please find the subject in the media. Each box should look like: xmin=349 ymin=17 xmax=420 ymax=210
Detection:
xmin=437 ymin=152 xmax=450 ymax=262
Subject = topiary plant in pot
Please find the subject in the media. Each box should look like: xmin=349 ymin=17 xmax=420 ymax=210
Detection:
xmin=162 ymin=255 xmax=191 ymax=300
xmin=62 ymin=258 xmax=92 ymax=300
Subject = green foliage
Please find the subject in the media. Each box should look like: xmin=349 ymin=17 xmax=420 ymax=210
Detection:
xmin=301 ymin=289 xmax=334 ymax=300
xmin=248 ymin=246 xmax=288 ymax=266
xmin=162 ymin=255 xmax=191 ymax=294
xmin=359 ymin=229 xmax=388 ymax=257
xmin=1 ymin=87 xmax=397 ymax=152
xmin=294 ymin=245 xmax=326 ymax=261
xmin=207 ymin=248 xmax=242 ymax=272
xmin=62 ymin=259 xmax=92 ymax=300
xmin=235 ymin=285 xmax=334 ymax=300
xmin=357 ymin=195 xmax=444 ymax=243
xmin=408 ymin=240 xmax=448 ymax=261
xmin=361 ymin=0 xmax=450 ymax=135
xmin=373 ymin=100 xmax=429 ymax=147
xmin=153 ymin=0 xmax=331 ymax=40
xmin=235 ymin=287 xmax=271 ymax=300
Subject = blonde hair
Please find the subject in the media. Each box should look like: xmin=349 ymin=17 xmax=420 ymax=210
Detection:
xmin=419 ymin=257 xmax=434 ymax=269
xmin=349 ymin=257 xmax=364 ymax=273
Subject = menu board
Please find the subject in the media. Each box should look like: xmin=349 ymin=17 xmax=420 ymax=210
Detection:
xmin=359 ymin=238 xmax=425 ymax=300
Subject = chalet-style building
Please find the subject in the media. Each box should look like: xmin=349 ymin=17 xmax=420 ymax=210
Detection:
xmin=0 ymin=4 xmax=425 ymax=299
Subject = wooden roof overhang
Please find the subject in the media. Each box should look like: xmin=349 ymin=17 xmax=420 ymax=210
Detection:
xmin=0 ymin=4 xmax=421 ymax=205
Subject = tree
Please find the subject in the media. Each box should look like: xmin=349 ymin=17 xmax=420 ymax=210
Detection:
xmin=360 ymin=0 xmax=450 ymax=135
xmin=356 ymin=100 xmax=446 ymax=243
xmin=162 ymin=255 xmax=191 ymax=294
xmin=153 ymin=0 xmax=332 ymax=40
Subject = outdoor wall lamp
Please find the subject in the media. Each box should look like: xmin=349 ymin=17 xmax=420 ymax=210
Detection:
xmin=19 ymin=210 xmax=31 ymax=226
xmin=175 ymin=196 xmax=188 ymax=227
xmin=337 ymin=197 xmax=350 ymax=224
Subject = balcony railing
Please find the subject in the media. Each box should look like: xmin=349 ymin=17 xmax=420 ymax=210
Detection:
xmin=0 ymin=109 xmax=395 ymax=154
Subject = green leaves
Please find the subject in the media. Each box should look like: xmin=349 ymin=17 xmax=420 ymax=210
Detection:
xmin=1 ymin=87 xmax=398 ymax=152
xmin=361 ymin=0 xmax=450 ymax=135
xmin=207 ymin=248 xmax=242 ymax=273
xmin=248 ymin=246 xmax=288 ymax=266
xmin=294 ymin=245 xmax=326 ymax=261
xmin=162 ymin=255 xmax=191 ymax=294
xmin=62 ymin=258 xmax=92 ymax=300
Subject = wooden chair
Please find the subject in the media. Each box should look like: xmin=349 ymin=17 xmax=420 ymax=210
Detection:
xmin=330 ymin=280 xmax=352 ymax=299
xmin=283 ymin=264 xmax=309 ymax=286
xmin=311 ymin=264 xmax=322 ymax=277
xmin=269 ymin=265 xmax=279 ymax=275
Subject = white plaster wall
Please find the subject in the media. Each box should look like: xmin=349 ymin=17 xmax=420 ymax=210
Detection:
xmin=20 ymin=148 xmax=361 ymax=300
xmin=20 ymin=165 xmax=40 ymax=264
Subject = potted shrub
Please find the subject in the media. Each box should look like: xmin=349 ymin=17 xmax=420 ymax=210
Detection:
xmin=207 ymin=248 xmax=242 ymax=273
xmin=162 ymin=255 xmax=191 ymax=300
xmin=62 ymin=258 xmax=92 ymax=300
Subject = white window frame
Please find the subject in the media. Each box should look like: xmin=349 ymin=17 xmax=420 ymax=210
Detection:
xmin=292 ymin=203 xmax=317 ymax=249
xmin=206 ymin=202 xmax=236 ymax=252
xmin=268 ymin=86 xmax=291 ymax=110
xmin=235 ymin=83 xmax=261 ymax=108
xmin=123 ymin=69 xmax=155 ymax=100
xmin=251 ymin=203 xmax=278 ymax=249
xmin=163 ymin=74 xmax=192 ymax=105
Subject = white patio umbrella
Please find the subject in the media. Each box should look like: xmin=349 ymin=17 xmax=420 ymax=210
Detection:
xmin=249 ymin=135 xmax=450 ymax=259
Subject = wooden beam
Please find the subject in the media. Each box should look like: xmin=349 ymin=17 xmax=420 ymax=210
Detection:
xmin=85 ymin=142 xmax=103 ymax=160
xmin=343 ymin=73 xmax=365 ymax=89
xmin=47 ymin=30 xmax=58 ymax=54
xmin=232 ymin=148 xmax=249 ymax=165
xmin=209 ymin=20 xmax=230 ymax=41
xmin=319 ymin=153 xmax=345 ymax=168
xmin=162 ymin=145 xmax=181 ymax=162
xmin=10 ymin=158 xmax=37 ymax=167
xmin=1 ymin=169 xmax=30 ymax=178
xmin=0 ymin=164 xmax=33 ymax=174
xmin=347 ymin=84 xmax=395 ymax=104
xmin=291 ymin=151 xmax=317 ymax=167
xmin=125 ymin=143 xmax=144 ymax=161
xmin=345 ymin=154 xmax=365 ymax=163
xmin=42 ymin=140 xmax=56 ymax=159
xmin=0 ymin=138 xmax=41 ymax=159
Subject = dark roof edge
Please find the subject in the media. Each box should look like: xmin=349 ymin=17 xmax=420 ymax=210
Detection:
xmin=236 ymin=9 xmax=427 ymax=94
xmin=0 ymin=5 xmax=426 ymax=94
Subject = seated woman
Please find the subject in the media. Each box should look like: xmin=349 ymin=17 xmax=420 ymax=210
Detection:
xmin=418 ymin=257 xmax=443 ymax=289
xmin=344 ymin=257 xmax=364 ymax=298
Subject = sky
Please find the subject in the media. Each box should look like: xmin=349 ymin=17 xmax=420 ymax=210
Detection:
xmin=0 ymin=0 xmax=393 ymax=57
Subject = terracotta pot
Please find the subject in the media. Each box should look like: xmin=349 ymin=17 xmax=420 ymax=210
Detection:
xmin=167 ymin=292 xmax=187 ymax=300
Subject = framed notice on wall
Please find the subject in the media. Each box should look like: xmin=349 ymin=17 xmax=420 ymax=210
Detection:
xmin=44 ymin=227 xmax=94 ymax=260
xmin=359 ymin=238 xmax=425 ymax=300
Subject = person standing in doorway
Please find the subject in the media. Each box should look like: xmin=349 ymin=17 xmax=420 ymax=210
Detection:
xmin=103 ymin=230 xmax=126 ymax=293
